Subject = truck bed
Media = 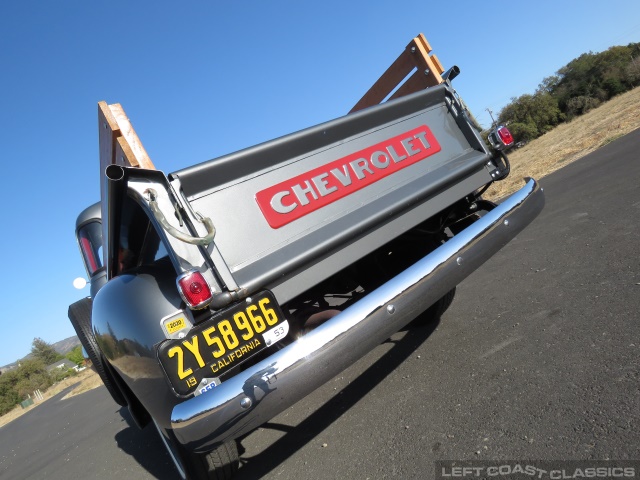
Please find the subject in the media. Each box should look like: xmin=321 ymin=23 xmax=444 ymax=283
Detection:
xmin=170 ymin=84 xmax=495 ymax=303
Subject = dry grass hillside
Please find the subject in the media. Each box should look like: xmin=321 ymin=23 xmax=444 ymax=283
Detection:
xmin=486 ymin=86 xmax=640 ymax=200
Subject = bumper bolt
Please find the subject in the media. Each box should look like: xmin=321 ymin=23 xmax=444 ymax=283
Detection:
xmin=240 ymin=397 xmax=252 ymax=410
xmin=387 ymin=304 xmax=395 ymax=314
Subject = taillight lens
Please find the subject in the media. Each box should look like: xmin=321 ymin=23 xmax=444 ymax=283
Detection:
xmin=497 ymin=126 xmax=514 ymax=146
xmin=77 ymin=221 xmax=103 ymax=276
xmin=488 ymin=125 xmax=514 ymax=151
xmin=177 ymin=270 xmax=213 ymax=309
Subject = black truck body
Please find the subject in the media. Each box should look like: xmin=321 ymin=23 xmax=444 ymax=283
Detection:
xmin=70 ymin=81 xmax=544 ymax=479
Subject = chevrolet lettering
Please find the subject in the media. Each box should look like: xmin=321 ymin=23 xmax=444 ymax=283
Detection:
xmin=255 ymin=125 xmax=441 ymax=228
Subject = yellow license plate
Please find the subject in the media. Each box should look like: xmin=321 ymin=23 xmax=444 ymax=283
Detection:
xmin=158 ymin=291 xmax=287 ymax=396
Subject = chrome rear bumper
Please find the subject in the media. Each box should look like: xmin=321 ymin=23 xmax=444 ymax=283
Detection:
xmin=171 ymin=178 xmax=544 ymax=450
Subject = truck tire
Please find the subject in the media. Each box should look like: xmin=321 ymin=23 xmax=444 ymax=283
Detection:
xmin=157 ymin=421 xmax=239 ymax=480
xmin=68 ymin=298 xmax=128 ymax=407
xmin=192 ymin=441 xmax=239 ymax=480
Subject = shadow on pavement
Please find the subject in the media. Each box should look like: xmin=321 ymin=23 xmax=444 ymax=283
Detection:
xmin=115 ymin=407 xmax=181 ymax=479
xmin=235 ymin=313 xmax=441 ymax=479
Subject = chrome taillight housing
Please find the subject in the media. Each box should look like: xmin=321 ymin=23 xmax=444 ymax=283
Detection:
xmin=488 ymin=125 xmax=514 ymax=151
xmin=177 ymin=270 xmax=213 ymax=310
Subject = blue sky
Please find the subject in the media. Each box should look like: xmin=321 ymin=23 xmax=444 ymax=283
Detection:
xmin=1 ymin=1 xmax=639 ymax=366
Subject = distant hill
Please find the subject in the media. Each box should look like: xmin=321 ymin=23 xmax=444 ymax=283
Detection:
xmin=0 ymin=336 xmax=81 ymax=371
xmin=53 ymin=336 xmax=81 ymax=355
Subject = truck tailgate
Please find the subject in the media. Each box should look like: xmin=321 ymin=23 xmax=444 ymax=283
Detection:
xmin=171 ymin=84 xmax=494 ymax=303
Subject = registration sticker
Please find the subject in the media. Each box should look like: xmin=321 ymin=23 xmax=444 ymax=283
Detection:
xmin=262 ymin=322 xmax=289 ymax=347
xmin=160 ymin=312 xmax=193 ymax=340
xmin=166 ymin=317 xmax=187 ymax=334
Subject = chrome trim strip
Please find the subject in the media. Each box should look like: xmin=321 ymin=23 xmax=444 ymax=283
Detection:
xmin=171 ymin=178 xmax=544 ymax=450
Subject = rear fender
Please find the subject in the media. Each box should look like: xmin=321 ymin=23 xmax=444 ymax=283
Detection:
xmin=92 ymin=268 xmax=186 ymax=427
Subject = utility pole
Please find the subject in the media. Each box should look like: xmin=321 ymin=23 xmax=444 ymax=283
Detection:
xmin=486 ymin=108 xmax=496 ymax=128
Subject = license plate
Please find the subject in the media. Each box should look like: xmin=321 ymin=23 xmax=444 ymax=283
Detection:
xmin=158 ymin=291 xmax=288 ymax=396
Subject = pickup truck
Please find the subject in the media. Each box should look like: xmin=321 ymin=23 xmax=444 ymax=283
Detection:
xmin=69 ymin=74 xmax=544 ymax=479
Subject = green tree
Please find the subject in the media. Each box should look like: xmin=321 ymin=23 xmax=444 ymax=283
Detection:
xmin=625 ymin=57 xmax=640 ymax=86
xmin=536 ymin=75 xmax=561 ymax=94
xmin=506 ymin=122 xmax=539 ymax=143
xmin=602 ymin=77 xmax=625 ymax=97
xmin=493 ymin=42 xmax=640 ymax=144
xmin=554 ymin=44 xmax=638 ymax=112
xmin=31 ymin=338 xmax=63 ymax=365
xmin=498 ymin=92 xmax=562 ymax=142
xmin=14 ymin=359 xmax=52 ymax=396
xmin=565 ymin=96 xmax=601 ymax=118
xmin=0 ymin=359 xmax=54 ymax=415
xmin=0 ymin=370 xmax=21 ymax=415
xmin=66 ymin=345 xmax=85 ymax=366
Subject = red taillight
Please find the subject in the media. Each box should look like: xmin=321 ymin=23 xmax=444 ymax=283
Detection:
xmin=77 ymin=221 xmax=103 ymax=276
xmin=497 ymin=126 xmax=514 ymax=146
xmin=177 ymin=270 xmax=213 ymax=309
xmin=80 ymin=237 xmax=99 ymax=273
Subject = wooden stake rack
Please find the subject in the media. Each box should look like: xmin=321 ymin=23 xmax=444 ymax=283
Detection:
xmin=97 ymin=101 xmax=156 ymax=209
xmin=96 ymin=33 xmax=444 ymax=179
xmin=350 ymin=33 xmax=445 ymax=114
xmin=98 ymin=101 xmax=155 ymax=172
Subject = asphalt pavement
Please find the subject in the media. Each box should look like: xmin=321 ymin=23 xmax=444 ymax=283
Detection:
xmin=1 ymin=129 xmax=639 ymax=479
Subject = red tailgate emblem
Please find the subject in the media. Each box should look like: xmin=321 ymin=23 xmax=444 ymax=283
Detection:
xmin=255 ymin=125 xmax=441 ymax=228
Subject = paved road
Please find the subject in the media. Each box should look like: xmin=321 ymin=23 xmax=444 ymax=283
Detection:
xmin=0 ymin=385 xmax=174 ymax=479
xmin=2 ymin=129 xmax=639 ymax=479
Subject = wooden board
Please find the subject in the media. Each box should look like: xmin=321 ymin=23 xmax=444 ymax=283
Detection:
xmin=97 ymin=101 xmax=155 ymax=176
xmin=350 ymin=33 xmax=445 ymax=114
xmin=98 ymin=101 xmax=156 ymax=228
xmin=107 ymin=103 xmax=154 ymax=170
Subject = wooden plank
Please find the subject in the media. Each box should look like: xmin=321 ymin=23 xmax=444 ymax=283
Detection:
xmin=98 ymin=101 xmax=119 ymax=178
xmin=388 ymin=70 xmax=429 ymax=101
xmin=350 ymin=33 xmax=446 ymax=113
xmin=115 ymin=136 xmax=139 ymax=168
xmin=408 ymin=35 xmax=444 ymax=88
xmin=431 ymin=54 xmax=445 ymax=75
xmin=349 ymin=49 xmax=415 ymax=113
xmin=98 ymin=101 xmax=120 ymax=223
xmin=107 ymin=104 xmax=155 ymax=170
xmin=415 ymin=33 xmax=433 ymax=56
xmin=98 ymin=100 xmax=156 ymax=234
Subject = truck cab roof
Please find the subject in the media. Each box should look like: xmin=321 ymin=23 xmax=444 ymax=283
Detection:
xmin=76 ymin=202 xmax=101 ymax=230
